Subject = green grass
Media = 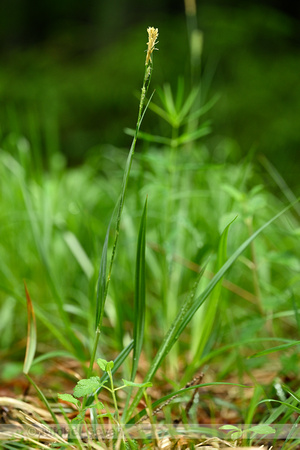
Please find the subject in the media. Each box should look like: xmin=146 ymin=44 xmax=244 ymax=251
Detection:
xmin=0 ymin=21 xmax=300 ymax=450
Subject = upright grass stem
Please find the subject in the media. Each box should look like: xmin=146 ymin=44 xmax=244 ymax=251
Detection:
xmin=87 ymin=27 xmax=159 ymax=378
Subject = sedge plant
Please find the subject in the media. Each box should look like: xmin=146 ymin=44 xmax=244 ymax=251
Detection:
xmin=86 ymin=26 xmax=159 ymax=380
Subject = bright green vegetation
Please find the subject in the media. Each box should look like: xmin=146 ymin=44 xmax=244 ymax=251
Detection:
xmin=0 ymin=17 xmax=299 ymax=450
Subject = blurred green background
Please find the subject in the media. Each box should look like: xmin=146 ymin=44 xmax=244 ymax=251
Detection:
xmin=1 ymin=0 xmax=299 ymax=390
xmin=0 ymin=0 xmax=299 ymax=190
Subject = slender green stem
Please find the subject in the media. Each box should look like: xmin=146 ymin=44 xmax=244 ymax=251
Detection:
xmin=100 ymin=63 xmax=153 ymax=328
xmin=108 ymin=369 xmax=120 ymax=424
xmin=87 ymin=28 xmax=158 ymax=377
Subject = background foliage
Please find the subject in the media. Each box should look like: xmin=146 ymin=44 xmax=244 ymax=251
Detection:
xmin=0 ymin=0 xmax=299 ymax=188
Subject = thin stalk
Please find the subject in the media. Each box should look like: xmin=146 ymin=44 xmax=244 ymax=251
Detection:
xmin=108 ymin=371 xmax=121 ymax=424
xmin=88 ymin=28 xmax=159 ymax=377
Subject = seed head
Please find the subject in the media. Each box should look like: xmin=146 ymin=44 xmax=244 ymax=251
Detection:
xmin=146 ymin=27 xmax=159 ymax=65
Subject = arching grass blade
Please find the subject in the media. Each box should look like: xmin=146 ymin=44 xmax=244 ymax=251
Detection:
xmin=131 ymin=197 xmax=148 ymax=381
xmin=23 ymin=282 xmax=37 ymax=375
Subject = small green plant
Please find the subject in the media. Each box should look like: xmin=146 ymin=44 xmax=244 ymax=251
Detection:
xmin=58 ymin=390 xmax=103 ymax=425
xmin=58 ymin=357 xmax=152 ymax=430
xmin=220 ymin=423 xmax=276 ymax=443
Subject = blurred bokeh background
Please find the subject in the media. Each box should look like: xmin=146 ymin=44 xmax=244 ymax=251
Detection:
xmin=0 ymin=0 xmax=299 ymax=189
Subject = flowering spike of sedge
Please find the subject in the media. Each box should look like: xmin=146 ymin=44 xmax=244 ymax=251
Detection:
xmin=146 ymin=27 xmax=159 ymax=65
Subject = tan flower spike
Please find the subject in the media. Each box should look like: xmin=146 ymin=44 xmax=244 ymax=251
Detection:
xmin=146 ymin=27 xmax=159 ymax=65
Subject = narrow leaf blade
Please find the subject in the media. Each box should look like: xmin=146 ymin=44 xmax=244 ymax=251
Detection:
xmin=95 ymin=203 xmax=117 ymax=331
xmin=131 ymin=198 xmax=147 ymax=381
xmin=122 ymin=380 xmax=152 ymax=388
xmin=23 ymin=282 xmax=37 ymax=375
xmin=193 ymin=217 xmax=236 ymax=360
xmin=249 ymin=341 xmax=300 ymax=358
xmin=124 ymin=128 xmax=172 ymax=146
xmin=63 ymin=231 xmax=94 ymax=279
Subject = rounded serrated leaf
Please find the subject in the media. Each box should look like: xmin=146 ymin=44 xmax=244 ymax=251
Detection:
xmin=73 ymin=377 xmax=101 ymax=398
xmin=97 ymin=358 xmax=108 ymax=371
